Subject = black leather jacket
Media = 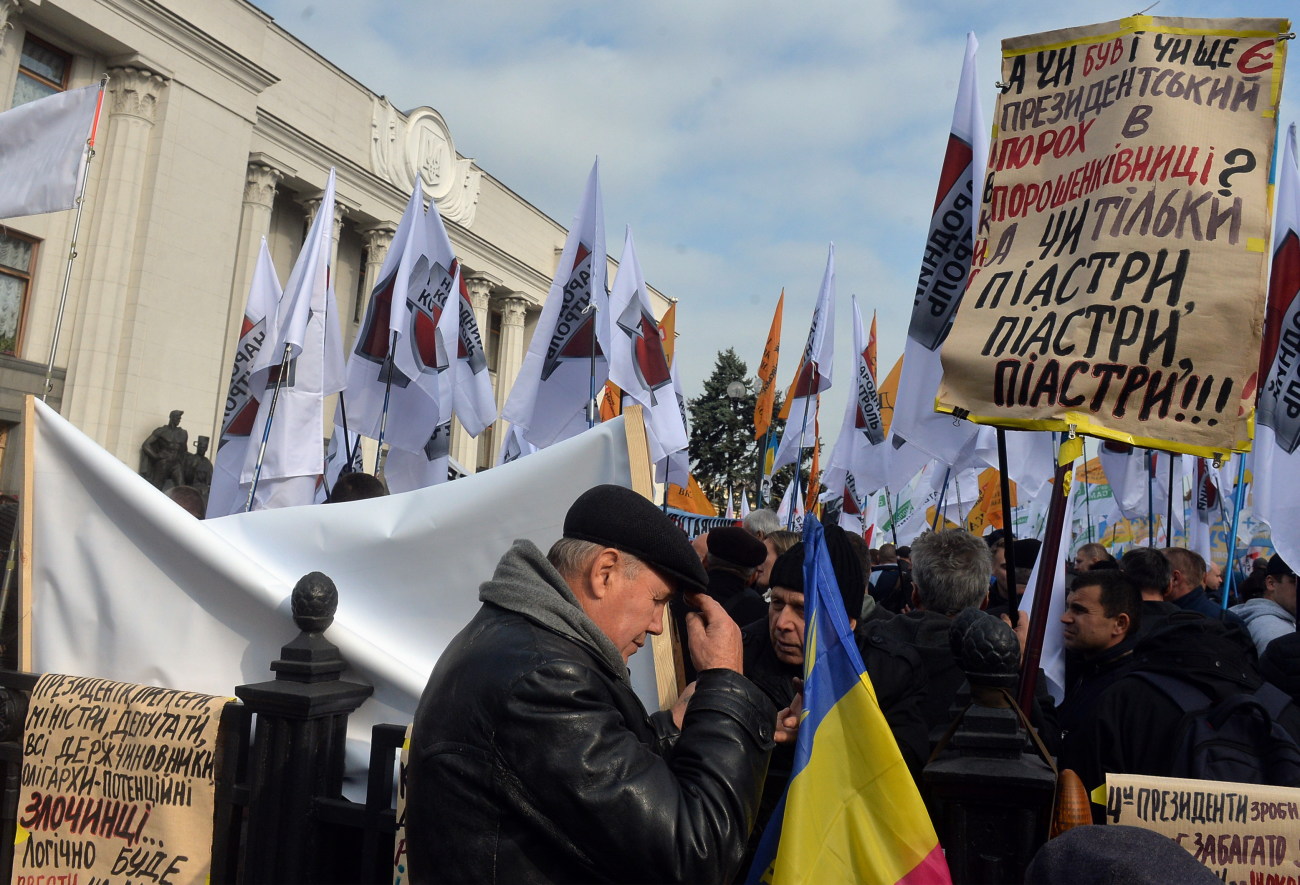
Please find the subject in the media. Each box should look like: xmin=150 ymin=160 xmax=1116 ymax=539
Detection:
xmin=407 ymin=542 xmax=777 ymax=884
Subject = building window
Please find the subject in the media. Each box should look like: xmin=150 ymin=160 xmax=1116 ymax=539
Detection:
xmin=13 ymin=35 xmax=71 ymax=108
xmin=0 ymin=230 xmax=37 ymax=355
xmin=487 ymin=311 xmax=502 ymax=372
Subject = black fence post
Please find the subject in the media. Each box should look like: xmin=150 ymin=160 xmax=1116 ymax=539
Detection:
xmin=235 ymin=571 xmax=374 ymax=884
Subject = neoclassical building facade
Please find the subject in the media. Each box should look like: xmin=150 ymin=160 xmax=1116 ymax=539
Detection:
xmin=0 ymin=0 xmax=667 ymax=493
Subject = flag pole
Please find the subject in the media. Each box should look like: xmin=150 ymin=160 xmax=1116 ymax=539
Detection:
xmin=1224 ymin=455 xmax=1249 ymax=607
xmin=1146 ymin=449 xmax=1156 ymax=548
xmin=374 ymin=331 xmax=398 ymax=475
xmin=932 ymin=466 xmax=952 ymax=530
xmin=884 ymin=485 xmax=898 ymax=545
xmin=995 ymin=428 xmax=1018 ymax=627
xmin=1081 ymin=447 xmax=1092 ymax=537
xmin=336 ymin=390 xmax=361 ymax=473
xmin=1170 ymin=454 xmax=1180 ymax=545
xmin=42 ymin=75 xmax=107 ymax=402
xmin=585 ymin=300 xmax=599 ymax=429
xmin=244 ymin=343 xmax=293 ymax=511
xmin=1018 ymin=445 xmax=1075 ymax=711
xmin=785 ymin=391 xmax=816 ymax=530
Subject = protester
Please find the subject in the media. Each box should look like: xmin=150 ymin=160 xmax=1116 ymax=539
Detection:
xmin=1231 ymin=554 xmax=1298 ymax=656
xmin=1054 ymin=571 xmax=1142 ymax=783
xmin=700 ymin=527 xmax=768 ymax=623
xmin=1164 ymin=547 xmax=1249 ymax=635
xmin=1120 ymin=547 xmax=1180 ymax=638
xmin=752 ymin=529 xmax=799 ymax=592
xmin=844 ymin=531 xmax=893 ymax=624
xmin=1025 ymin=825 xmax=1221 ymax=884
xmin=1073 ymin=541 xmax=1117 ymax=573
xmin=870 ymin=542 xmax=909 ymax=613
xmin=328 ymin=471 xmax=387 ymax=502
xmin=875 ymin=529 xmax=992 ymax=744
xmin=742 ymin=508 xmax=781 ymax=539
xmin=406 ymin=485 xmax=791 ymax=883
xmin=740 ymin=524 xmax=926 ymax=872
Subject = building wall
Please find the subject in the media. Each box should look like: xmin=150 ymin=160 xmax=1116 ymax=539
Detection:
xmin=0 ymin=0 xmax=670 ymax=495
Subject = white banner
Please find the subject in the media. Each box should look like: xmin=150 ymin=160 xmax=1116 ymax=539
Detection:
xmin=28 ymin=399 xmax=640 ymax=789
xmin=0 ymin=84 xmax=99 ymax=220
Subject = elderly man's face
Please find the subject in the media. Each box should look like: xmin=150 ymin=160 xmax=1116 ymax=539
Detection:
xmin=603 ymin=560 xmax=675 ymax=662
xmin=768 ymin=585 xmax=806 ymax=666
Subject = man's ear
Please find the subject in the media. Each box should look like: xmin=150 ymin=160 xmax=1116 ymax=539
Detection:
xmin=1114 ymin=612 xmax=1130 ymax=638
xmin=978 ymin=591 xmax=989 ymax=611
xmin=587 ymin=549 xmax=621 ymax=600
xmin=911 ymin=586 xmax=922 ymax=610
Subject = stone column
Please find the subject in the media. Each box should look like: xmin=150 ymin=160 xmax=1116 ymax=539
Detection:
xmin=356 ymin=225 xmax=396 ymax=324
xmin=303 ymin=193 xmax=346 ymax=274
xmin=64 ymin=65 xmax=169 ymax=452
xmin=492 ymin=294 xmax=530 ymax=448
xmin=212 ymin=161 xmax=282 ymax=439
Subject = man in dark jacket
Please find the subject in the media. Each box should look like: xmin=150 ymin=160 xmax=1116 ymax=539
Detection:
xmin=875 ymin=528 xmax=993 ymax=746
xmin=1055 ymin=570 xmax=1142 ymax=781
xmin=1068 ymin=612 xmax=1300 ymax=802
xmin=406 ymin=485 xmax=787 ymax=884
xmin=1120 ymin=547 xmax=1181 ymax=639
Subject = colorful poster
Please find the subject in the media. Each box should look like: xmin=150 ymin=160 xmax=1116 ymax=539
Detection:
xmin=14 ymin=675 xmax=228 ymax=884
xmin=939 ymin=16 xmax=1290 ymax=458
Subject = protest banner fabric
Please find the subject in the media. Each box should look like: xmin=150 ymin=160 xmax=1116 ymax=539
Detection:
xmin=1106 ymin=773 xmax=1300 ymax=883
xmin=0 ymin=83 xmax=101 ymax=220
xmin=14 ymin=676 xmax=228 ymax=883
xmin=1253 ymin=123 xmax=1300 ymax=566
xmin=23 ymin=397 xmax=645 ymax=794
xmin=938 ymin=16 xmax=1290 ymax=457
xmin=746 ymin=518 xmax=949 ymax=885
xmin=824 ymin=301 xmax=889 ymax=503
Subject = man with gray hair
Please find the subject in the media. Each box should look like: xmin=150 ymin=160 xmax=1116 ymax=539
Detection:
xmin=877 ymin=529 xmax=992 ymax=744
xmin=742 ymin=508 xmax=781 ymax=539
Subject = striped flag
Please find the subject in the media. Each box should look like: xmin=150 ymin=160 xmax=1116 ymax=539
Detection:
xmin=747 ymin=517 xmax=950 ymax=884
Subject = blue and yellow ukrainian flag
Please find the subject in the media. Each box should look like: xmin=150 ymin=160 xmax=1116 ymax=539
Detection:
xmin=747 ymin=517 xmax=950 ymax=885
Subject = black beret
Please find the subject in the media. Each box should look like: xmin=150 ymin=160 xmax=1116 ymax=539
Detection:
xmin=1025 ymin=825 xmax=1220 ymax=884
xmin=1012 ymin=538 xmax=1041 ymax=569
xmin=707 ymin=527 xmax=767 ymax=568
xmin=563 ymin=485 xmax=708 ymax=593
xmin=767 ymin=528 xmax=864 ymax=622
xmin=1268 ymin=554 xmax=1295 ymax=578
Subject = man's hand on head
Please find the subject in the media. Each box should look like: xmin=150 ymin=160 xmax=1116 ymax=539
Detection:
xmin=683 ymin=592 xmax=743 ymax=673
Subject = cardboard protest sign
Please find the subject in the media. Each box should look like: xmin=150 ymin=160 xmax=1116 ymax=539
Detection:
xmin=939 ymin=16 xmax=1290 ymax=458
xmin=1107 ymin=772 xmax=1300 ymax=883
xmin=13 ymin=675 xmax=228 ymax=885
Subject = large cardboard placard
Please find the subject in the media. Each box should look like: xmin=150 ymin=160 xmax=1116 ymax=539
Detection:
xmin=939 ymin=16 xmax=1290 ymax=458
xmin=13 ymin=674 xmax=228 ymax=885
xmin=1107 ymin=773 xmax=1300 ymax=883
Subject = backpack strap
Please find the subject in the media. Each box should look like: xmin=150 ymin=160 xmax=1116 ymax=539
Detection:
xmin=1133 ymin=671 xmax=1213 ymax=713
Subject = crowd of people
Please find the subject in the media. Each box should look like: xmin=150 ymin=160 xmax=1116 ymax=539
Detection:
xmin=403 ymin=486 xmax=1295 ymax=883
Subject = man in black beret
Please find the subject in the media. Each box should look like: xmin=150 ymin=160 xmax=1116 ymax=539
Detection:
xmin=406 ymin=484 xmax=788 ymax=884
xmin=704 ymin=526 xmax=769 ymax=626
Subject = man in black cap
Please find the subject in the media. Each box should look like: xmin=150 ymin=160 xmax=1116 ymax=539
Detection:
xmin=1231 ymin=554 xmax=1298 ymax=655
xmin=406 ymin=485 xmax=788 ymax=884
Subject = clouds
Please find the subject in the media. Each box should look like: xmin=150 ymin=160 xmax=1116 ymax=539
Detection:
xmin=255 ymin=1 xmax=1299 ymax=435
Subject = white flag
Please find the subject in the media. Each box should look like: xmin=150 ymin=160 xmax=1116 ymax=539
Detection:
xmin=443 ymin=264 xmax=498 ymax=438
xmin=888 ymin=33 xmax=986 ymax=474
xmin=1254 ymin=123 xmax=1300 ymax=567
xmin=608 ymin=227 xmax=686 ymax=466
xmin=775 ymin=479 xmax=803 ymax=532
xmin=662 ymin=357 xmax=691 ymax=488
xmin=383 ymin=426 xmax=452 ymax=495
xmin=208 ymin=240 xmax=281 ymax=518
xmin=1098 ymin=441 xmax=1150 ymax=522
xmin=0 ymin=83 xmax=100 ymax=220
xmin=496 ymin=423 xmax=537 ymax=467
xmin=823 ymin=298 xmax=888 ymax=506
xmin=343 ymin=180 xmax=443 ymax=451
xmin=502 ymin=160 xmax=609 ymax=449
xmin=772 ymin=243 xmax=836 ymax=471
xmin=740 ymin=493 xmax=751 ymax=519
xmin=316 ymin=423 xmax=365 ymax=504
xmin=241 ymin=168 xmax=345 ymax=507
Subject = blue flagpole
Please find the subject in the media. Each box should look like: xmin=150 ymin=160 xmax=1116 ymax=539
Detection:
xmin=1224 ymin=454 xmax=1249 ymax=607
xmin=932 ymin=466 xmax=952 ymax=530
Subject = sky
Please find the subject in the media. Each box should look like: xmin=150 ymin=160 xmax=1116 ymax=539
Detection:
xmin=251 ymin=0 xmax=1298 ymax=436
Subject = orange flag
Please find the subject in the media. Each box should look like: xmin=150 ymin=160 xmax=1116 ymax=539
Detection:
xmin=878 ymin=355 xmax=903 ymax=436
xmin=599 ymin=381 xmax=622 ymax=421
xmin=659 ymin=302 xmax=677 ymax=367
xmin=754 ymin=291 xmax=783 ymax=439
xmin=667 ymin=474 xmax=717 ymax=515
xmin=965 ymin=467 xmax=1018 ymax=535
xmin=804 ymin=402 xmax=822 ymax=513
